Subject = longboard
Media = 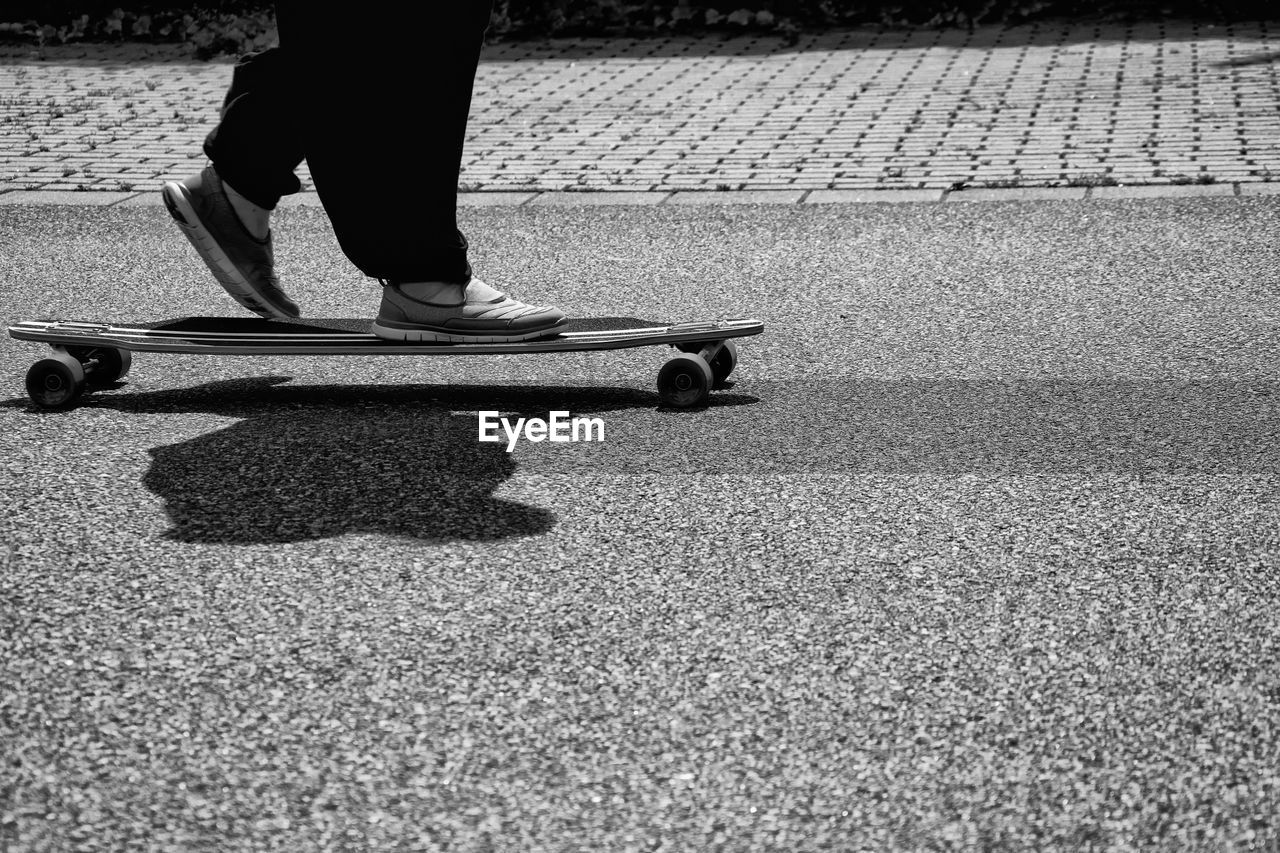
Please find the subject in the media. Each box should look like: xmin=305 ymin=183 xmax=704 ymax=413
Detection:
xmin=10 ymin=315 xmax=763 ymax=410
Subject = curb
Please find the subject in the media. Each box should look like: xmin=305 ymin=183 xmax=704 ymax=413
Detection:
xmin=0 ymin=184 xmax=1263 ymax=207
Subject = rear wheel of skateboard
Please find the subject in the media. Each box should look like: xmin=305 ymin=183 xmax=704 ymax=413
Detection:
xmin=26 ymin=354 xmax=87 ymax=410
xmin=658 ymin=353 xmax=713 ymax=408
xmin=679 ymin=339 xmax=738 ymax=384
xmin=67 ymin=346 xmax=131 ymax=387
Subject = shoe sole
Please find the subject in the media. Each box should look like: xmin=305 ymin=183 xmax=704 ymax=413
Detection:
xmin=370 ymin=317 xmax=569 ymax=343
xmin=161 ymin=182 xmax=295 ymax=321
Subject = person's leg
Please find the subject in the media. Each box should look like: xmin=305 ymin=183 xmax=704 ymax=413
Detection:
xmin=276 ymin=1 xmax=566 ymax=341
xmin=203 ymin=48 xmax=305 ymax=213
xmin=274 ymin=3 xmax=481 ymax=282
xmin=161 ymin=47 xmax=303 ymax=319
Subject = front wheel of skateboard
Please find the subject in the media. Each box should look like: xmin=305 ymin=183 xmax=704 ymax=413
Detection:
xmin=658 ymin=353 xmax=713 ymax=408
xmin=679 ymin=339 xmax=738 ymax=384
xmin=67 ymin=346 xmax=131 ymax=387
xmin=26 ymin=354 xmax=87 ymax=410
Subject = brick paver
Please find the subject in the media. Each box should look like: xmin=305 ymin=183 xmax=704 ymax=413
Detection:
xmin=2 ymin=20 xmax=1279 ymax=197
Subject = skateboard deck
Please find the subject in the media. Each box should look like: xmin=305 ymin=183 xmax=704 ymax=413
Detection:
xmin=10 ymin=315 xmax=764 ymax=410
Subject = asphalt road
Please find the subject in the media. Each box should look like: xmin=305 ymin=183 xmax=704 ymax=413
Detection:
xmin=2 ymin=198 xmax=1278 ymax=850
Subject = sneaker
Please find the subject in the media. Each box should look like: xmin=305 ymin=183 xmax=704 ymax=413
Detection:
xmin=161 ymin=166 xmax=300 ymax=319
xmin=372 ymin=278 xmax=567 ymax=343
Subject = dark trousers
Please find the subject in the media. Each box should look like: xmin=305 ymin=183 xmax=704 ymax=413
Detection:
xmin=203 ymin=2 xmax=494 ymax=283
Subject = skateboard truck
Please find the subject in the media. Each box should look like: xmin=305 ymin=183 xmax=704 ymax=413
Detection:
xmin=660 ymin=339 xmax=738 ymax=409
xmin=25 ymin=345 xmax=132 ymax=409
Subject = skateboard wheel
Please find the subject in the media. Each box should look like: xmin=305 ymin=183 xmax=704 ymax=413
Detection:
xmin=710 ymin=340 xmax=738 ymax=383
xmin=67 ymin=346 xmax=131 ymax=387
xmin=658 ymin=353 xmax=713 ymax=408
xmin=675 ymin=338 xmax=737 ymax=384
xmin=26 ymin=354 xmax=87 ymax=410
xmin=677 ymin=339 xmax=738 ymax=384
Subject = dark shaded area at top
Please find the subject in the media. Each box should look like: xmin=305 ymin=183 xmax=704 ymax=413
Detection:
xmin=4 ymin=1 xmax=1279 ymax=62
xmin=481 ymin=18 xmax=1280 ymax=61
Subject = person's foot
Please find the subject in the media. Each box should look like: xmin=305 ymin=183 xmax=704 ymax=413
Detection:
xmin=161 ymin=166 xmax=300 ymax=320
xmin=371 ymin=278 xmax=567 ymax=342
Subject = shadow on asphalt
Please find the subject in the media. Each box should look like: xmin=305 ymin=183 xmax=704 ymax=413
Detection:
xmin=1 ymin=377 xmax=757 ymax=545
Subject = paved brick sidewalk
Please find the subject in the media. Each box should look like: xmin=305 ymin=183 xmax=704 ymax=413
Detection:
xmin=2 ymin=19 xmax=1280 ymax=200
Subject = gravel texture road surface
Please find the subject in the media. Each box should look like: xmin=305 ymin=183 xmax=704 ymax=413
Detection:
xmin=2 ymin=198 xmax=1278 ymax=850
